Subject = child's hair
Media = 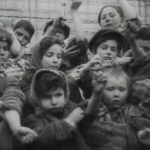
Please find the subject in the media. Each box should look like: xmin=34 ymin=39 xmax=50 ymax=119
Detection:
xmin=136 ymin=26 xmax=150 ymax=41
xmin=98 ymin=5 xmax=124 ymax=26
xmin=13 ymin=20 xmax=34 ymax=39
xmin=35 ymin=72 xmax=67 ymax=98
xmin=104 ymin=67 xmax=130 ymax=88
xmin=39 ymin=36 xmax=62 ymax=59
xmin=0 ymin=29 xmax=13 ymax=49
xmin=92 ymin=34 xmax=121 ymax=54
xmin=39 ymin=36 xmax=71 ymax=71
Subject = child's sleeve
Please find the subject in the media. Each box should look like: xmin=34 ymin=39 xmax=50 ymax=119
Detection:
xmin=0 ymin=76 xmax=26 ymax=116
xmin=24 ymin=114 xmax=75 ymax=147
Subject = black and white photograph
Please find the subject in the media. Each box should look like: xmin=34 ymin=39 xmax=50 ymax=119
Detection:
xmin=0 ymin=0 xmax=150 ymax=149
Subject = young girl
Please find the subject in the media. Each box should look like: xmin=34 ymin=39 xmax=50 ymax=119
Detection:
xmin=21 ymin=36 xmax=83 ymax=109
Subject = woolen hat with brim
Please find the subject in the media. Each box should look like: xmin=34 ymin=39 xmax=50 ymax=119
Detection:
xmin=89 ymin=28 xmax=124 ymax=52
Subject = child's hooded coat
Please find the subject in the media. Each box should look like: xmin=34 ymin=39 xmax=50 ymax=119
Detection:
xmin=23 ymin=69 xmax=90 ymax=150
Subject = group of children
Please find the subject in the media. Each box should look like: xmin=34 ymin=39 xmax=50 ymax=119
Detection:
xmin=0 ymin=0 xmax=150 ymax=150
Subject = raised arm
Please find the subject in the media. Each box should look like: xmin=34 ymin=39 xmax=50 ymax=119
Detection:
xmin=117 ymin=0 xmax=138 ymax=20
xmin=71 ymin=0 xmax=84 ymax=43
xmin=85 ymin=71 xmax=106 ymax=115
xmin=3 ymin=19 xmax=21 ymax=57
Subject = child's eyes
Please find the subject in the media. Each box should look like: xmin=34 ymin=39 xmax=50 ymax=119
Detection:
xmin=102 ymin=15 xmax=106 ymax=20
xmin=3 ymin=46 xmax=9 ymax=51
xmin=110 ymin=13 xmax=115 ymax=17
xmin=101 ymin=45 xmax=107 ymax=50
xmin=17 ymin=32 xmax=22 ymax=36
xmin=57 ymin=54 xmax=62 ymax=59
xmin=111 ymin=47 xmax=117 ymax=52
xmin=106 ymin=87 xmax=114 ymax=91
xmin=55 ymin=93 xmax=62 ymax=97
xmin=119 ymin=87 xmax=126 ymax=91
xmin=46 ymin=53 xmax=53 ymax=57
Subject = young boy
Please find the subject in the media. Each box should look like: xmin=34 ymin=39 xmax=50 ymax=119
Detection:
xmin=85 ymin=67 xmax=150 ymax=150
xmin=77 ymin=28 xmax=128 ymax=99
xmin=3 ymin=19 xmax=34 ymax=58
xmin=21 ymin=69 xmax=102 ymax=150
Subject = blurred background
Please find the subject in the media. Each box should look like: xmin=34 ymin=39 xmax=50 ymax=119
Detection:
xmin=0 ymin=0 xmax=149 ymax=42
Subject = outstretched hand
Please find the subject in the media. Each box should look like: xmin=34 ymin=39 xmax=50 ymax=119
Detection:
xmin=63 ymin=45 xmax=80 ymax=58
xmin=137 ymin=128 xmax=150 ymax=146
xmin=92 ymin=71 xmax=107 ymax=94
xmin=14 ymin=127 xmax=38 ymax=144
xmin=125 ymin=21 xmax=140 ymax=40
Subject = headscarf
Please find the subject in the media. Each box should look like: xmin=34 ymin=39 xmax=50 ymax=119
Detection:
xmin=30 ymin=36 xmax=70 ymax=71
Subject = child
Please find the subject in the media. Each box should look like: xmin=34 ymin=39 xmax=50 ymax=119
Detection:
xmin=22 ymin=69 xmax=93 ymax=150
xmin=77 ymin=28 xmax=127 ymax=99
xmin=3 ymin=19 xmax=34 ymax=58
xmin=13 ymin=20 xmax=34 ymax=47
xmin=84 ymin=67 xmax=150 ymax=150
xmin=98 ymin=0 xmax=138 ymax=30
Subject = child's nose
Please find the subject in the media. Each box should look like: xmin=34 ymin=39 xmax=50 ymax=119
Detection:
xmin=51 ymin=97 xmax=57 ymax=105
xmin=114 ymin=90 xmax=119 ymax=96
xmin=53 ymin=56 xmax=58 ymax=63
xmin=18 ymin=36 xmax=23 ymax=42
xmin=105 ymin=15 xmax=111 ymax=22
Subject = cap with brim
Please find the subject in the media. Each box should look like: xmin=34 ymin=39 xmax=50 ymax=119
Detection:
xmin=43 ymin=19 xmax=70 ymax=39
xmin=89 ymin=29 xmax=124 ymax=52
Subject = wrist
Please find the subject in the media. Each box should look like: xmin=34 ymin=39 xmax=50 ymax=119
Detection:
xmin=65 ymin=118 xmax=76 ymax=128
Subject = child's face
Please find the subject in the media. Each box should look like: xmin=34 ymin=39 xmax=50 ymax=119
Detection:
xmin=14 ymin=27 xmax=31 ymax=46
xmin=96 ymin=40 xmax=117 ymax=62
xmin=0 ymin=41 xmax=10 ymax=59
xmin=41 ymin=44 xmax=62 ymax=70
xmin=100 ymin=7 xmax=121 ymax=30
xmin=40 ymin=87 xmax=66 ymax=113
xmin=102 ymin=75 xmax=128 ymax=110
xmin=136 ymin=39 xmax=150 ymax=58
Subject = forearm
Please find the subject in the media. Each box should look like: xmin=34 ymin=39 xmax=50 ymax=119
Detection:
xmin=85 ymin=91 xmax=102 ymax=115
xmin=4 ymin=110 xmax=21 ymax=134
xmin=130 ymin=38 xmax=146 ymax=58
xmin=71 ymin=9 xmax=84 ymax=43
xmin=6 ymin=28 xmax=21 ymax=56
xmin=117 ymin=0 xmax=138 ymax=19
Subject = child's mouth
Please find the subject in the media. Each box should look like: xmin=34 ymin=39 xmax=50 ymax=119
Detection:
xmin=104 ymin=57 xmax=111 ymax=60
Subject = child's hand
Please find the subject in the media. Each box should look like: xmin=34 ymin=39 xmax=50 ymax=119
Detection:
xmin=14 ymin=127 xmax=38 ymax=144
xmin=115 ymin=57 xmax=133 ymax=66
xmin=137 ymin=128 xmax=150 ymax=145
xmin=70 ymin=68 xmax=81 ymax=80
xmin=63 ymin=45 xmax=80 ymax=58
xmin=65 ymin=108 xmax=84 ymax=127
xmin=125 ymin=21 xmax=140 ymax=40
xmin=92 ymin=71 xmax=107 ymax=94
xmin=4 ymin=66 xmax=24 ymax=79
xmin=71 ymin=0 xmax=82 ymax=11
xmin=3 ymin=18 xmax=13 ymax=29
xmin=79 ymin=55 xmax=102 ymax=78
xmin=46 ymin=17 xmax=65 ymax=36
